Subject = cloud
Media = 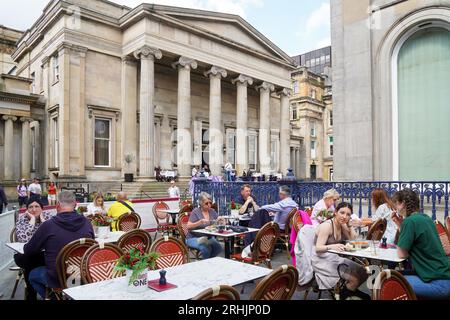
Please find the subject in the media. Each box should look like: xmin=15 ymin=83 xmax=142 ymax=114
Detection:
xmin=305 ymin=2 xmax=330 ymax=33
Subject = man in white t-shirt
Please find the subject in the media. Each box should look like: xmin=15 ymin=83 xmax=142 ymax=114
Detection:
xmin=28 ymin=178 xmax=42 ymax=202
xmin=168 ymin=180 xmax=180 ymax=198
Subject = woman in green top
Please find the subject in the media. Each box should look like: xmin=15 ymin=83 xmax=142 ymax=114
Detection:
xmin=391 ymin=189 xmax=450 ymax=300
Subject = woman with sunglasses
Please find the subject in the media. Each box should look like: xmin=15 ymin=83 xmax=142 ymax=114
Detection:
xmin=186 ymin=192 xmax=224 ymax=259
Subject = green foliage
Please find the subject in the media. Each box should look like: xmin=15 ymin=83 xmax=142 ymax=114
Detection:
xmin=114 ymin=247 xmax=160 ymax=284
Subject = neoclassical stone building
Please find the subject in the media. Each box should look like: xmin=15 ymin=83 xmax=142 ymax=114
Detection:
xmin=331 ymin=0 xmax=450 ymax=181
xmin=2 ymin=0 xmax=296 ymax=187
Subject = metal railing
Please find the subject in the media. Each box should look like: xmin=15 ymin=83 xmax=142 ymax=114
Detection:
xmin=192 ymin=180 xmax=450 ymax=220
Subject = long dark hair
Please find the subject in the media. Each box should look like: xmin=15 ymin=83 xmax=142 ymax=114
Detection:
xmin=371 ymin=188 xmax=394 ymax=210
xmin=392 ymin=189 xmax=420 ymax=216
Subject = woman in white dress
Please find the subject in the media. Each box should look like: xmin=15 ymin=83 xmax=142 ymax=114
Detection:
xmin=370 ymin=188 xmax=398 ymax=244
xmin=86 ymin=194 xmax=107 ymax=216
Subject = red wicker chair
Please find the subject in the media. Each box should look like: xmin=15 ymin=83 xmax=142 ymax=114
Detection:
xmin=117 ymin=229 xmax=152 ymax=254
xmin=193 ymin=285 xmax=241 ymax=300
xmin=177 ymin=212 xmax=201 ymax=260
xmin=446 ymin=216 xmax=450 ymax=231
xmin=56 ymin=238 xmax=96 ymax=289
xmin=366 ymin=218 xmax=387 ymax=241
xmin=291 ymin=211 xmax=304 ymax=234
xmin=373 ymin=270 xmax=417 ymax=300
xmin=304 ymin=207 xmax=313 ymax=217
xmin=179 ymin=204 xmax=194 ymax=215
xmin=249 ymin=265 xmax=299 ymax=300
xmin=231 ymin=222 xmax=280 ymax=269
xmin=116 ymin=212 xmax=141 ymax=232
xmin=150 ymin=236 xmax=189 ymax=269
xmin=435 ymin=220 xmax=450 ymax=256
xmin=80 ymin=243 xmax=123 ymax=284
xmin=152 ymin=201 xmax=177 ymax=240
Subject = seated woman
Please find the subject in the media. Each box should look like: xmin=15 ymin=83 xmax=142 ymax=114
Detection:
xmin=311 ymin=202 xmax=370 ymax=300
xmin=14 ymin=199 xmax=52 ymax=300
xmin=369 ymin=188 xmax=397 ymax=244
xmin=186 ymin=192 xmax=224 ymax=259
xmin=86 ymin=194 xmax=107 ymax=216
xmin=311 ymin=189 xmax=340 ymax=226
xmin=392 ymin=189 xmax=450 ymax=300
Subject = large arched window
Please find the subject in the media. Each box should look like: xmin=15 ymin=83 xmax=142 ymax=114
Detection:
xmin=397 ymin=26 xmax=450 ymax=180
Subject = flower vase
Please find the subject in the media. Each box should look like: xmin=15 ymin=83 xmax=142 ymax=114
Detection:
xmin=97 ymin=226 xmax=110 ymax=239
xmin=231 ymin=209 xmax=239 ymax=218
xmin=126 ymin=269 xmax=148 ymax=293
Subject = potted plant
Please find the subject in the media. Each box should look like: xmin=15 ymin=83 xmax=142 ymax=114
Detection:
xmin=124 ymin=154 xmax=135 ymax=183
xmin=76 ymin=206 xmax=88 ymax=215
xmin=91 ymin=214 xmax=112 ymax=239
xmin=316 ymin=209 xmax=334 ymax=224
xmin=229 ymin=200 xmax=242 ymax=218
xmin=114 ymin=247 xmax=160 ymax=293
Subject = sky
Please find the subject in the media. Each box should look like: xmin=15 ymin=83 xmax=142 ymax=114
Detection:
xmin=0 ymin=0 xmax=331 ymax=56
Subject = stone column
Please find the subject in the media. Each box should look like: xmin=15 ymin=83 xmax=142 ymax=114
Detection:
xmin=3 ymin=116 xmax=17 ymax=180
xmin=20 ymin=117 xmax=33 ymax=179
xmin=120 ymin=56 xmax=138 ymax=176
xmin=134 ymin=46 xmax=162 ymax=178
xmin=205 ymin=66 xmax=227 ymax=176
xmin=160 ymin=114 xmax=172 ymax=169
xmin=232 ymin=75 xmax=253 ymax=176
xmin=256 ymin=82 xmax=275 ymax=175
xmin=278 ymin=88 xmax=292 ymax=175
xmin=172 ymin=57 xmax=197 ymax=177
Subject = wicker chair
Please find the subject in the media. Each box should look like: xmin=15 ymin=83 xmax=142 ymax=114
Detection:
xmin=9 ymin=227 xmax=24 ymax=299
xmin=291 ymin=211 xmax=304 ymax=234
xmin=177 ymin=212 xmax=201 ymax=260
xmin=249 ymin=265 xmax=299 ymax=300
xmin=150 ymin=236 xmax=189 ymax=269
xmin=193 ymin=285 xmax=240 ymax=300
xmin=435 ymin=220 xmax=450 ymax=256
xmin=231 ymin=222 xmax=280 ymax=269
xmin=56 ymin=238 xmax=96 ymax=289
xmin=276 ymin=208 xmax=298 ymax=259
xmin=116 ymin=212 xmax=141 ymax=232
xmin=80 ymin=243 xmax=124 ymax=284
xmin=366 ymin=218 xmax=387 ymax=241
xmin=152 ymin=201 xmax=177 ymax=240
xmin=373 ymin=270 xmax=417 ymax=300
xmin=117 ymin=229 xmax=152 ymax=254
xmin=179 ymin=204 xmax=194 ymax=215
xmin=446 ymin=216 xmax=450 ymax=231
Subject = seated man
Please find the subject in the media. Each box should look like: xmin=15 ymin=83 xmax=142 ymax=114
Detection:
xmin=237 ymin=184 xmax=260 ymax=215
xmin=25 ymin=191 xmax=95 ymax=299
xmin=107 ymin=192 xmax=134 ymax=231
xmin=244 ymin=186 xmax=298 ymax=246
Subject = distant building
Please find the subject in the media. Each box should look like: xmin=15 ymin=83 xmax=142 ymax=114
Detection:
xmin=292 ymin=46 xmax=331 ymax=74
xmin=290 ymin=66 xmax=333 ymax=181
xmin=0 ymin=25 xmax=22 ymax=74
xmin=331 ymin=0 xmax=450 ymax=181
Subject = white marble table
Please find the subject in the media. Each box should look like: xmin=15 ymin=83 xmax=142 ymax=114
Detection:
xmin=95 ymin=231 xmax=125 ymax=244
xmin=192 ymin=227 xmax=259 ymax=259
xmin=328 ymin=246 xmax=405 ymax=263
xmin=5 ymin=242 xmax=25 ymax=254
xmin=159 ymin=209 xmax=181 ymax=224
xmin=63 ymin=257 xmax=271 ymax=300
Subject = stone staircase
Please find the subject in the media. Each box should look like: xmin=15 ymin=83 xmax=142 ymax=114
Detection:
xmin=108 ymin=181 xmax=190 ymax=200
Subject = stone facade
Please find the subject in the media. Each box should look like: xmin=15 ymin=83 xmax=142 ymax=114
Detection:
xmin=331 ymin=0 xmax=450 ymax=181
xmin=3 ymin=0 xmax=296 ymax=187
xmin=290 ymin=66 xmax=333 ymax=181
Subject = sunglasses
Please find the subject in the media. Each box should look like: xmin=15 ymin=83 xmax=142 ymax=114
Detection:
xmin=204 ymin=202 xmax=212 ymax=206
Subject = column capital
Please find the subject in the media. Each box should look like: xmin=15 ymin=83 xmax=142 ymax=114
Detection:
xmin=231 ymin=74 xmax=254 ymax=86
xmin=172 ymin=56 xmax=198 ymax=70
xmin=278 ymin=88 xmax=292 ymax=97
xmin=2 ymin=115 xmax=17 ymax=121
xmin=204 ymin=66 xmax=227 ymax=79
xmin=256 ymin=81 xmax=275 ymax=93
xmin=20 ymin=117 xmax=34 ymax=123
xmin=121 ymin=55 xmax=137 ymax=65
xmin=133 ymin=46 xmax=162 ymax=61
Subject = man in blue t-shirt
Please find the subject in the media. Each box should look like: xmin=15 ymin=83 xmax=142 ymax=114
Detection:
xmin=236 ymin=184 xmax=260 ymax=215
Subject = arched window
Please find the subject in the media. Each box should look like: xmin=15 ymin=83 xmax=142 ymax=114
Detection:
xmin=396 ymin=27 xmax=450 ymax=180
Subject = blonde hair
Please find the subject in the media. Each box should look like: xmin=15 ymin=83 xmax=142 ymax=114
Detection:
xmin=94 ymin=194 xmax=105 ymax=210
xmin=323 ymin=189 xmax=340 ymax=200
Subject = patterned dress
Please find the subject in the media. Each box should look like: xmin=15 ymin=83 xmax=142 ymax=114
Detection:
xmin=15 ymin=211 xmax=54 ymax=243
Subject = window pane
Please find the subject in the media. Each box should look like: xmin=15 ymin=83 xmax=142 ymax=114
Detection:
xmin=95 ymin=119 xmax=110 ymax=139
xmin=95 ymin=139 xmax=109 ymax=166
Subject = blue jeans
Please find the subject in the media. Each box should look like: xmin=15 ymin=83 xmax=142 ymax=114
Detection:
xmin=225 ymin=171 xmax=231 ymax=182
xmin=186 ymin=237 xmax=222 ymax=259
xmin=404 ymin=275 xmax=450 ymax=300
xmin=29 ymin=266 xmax=48 ymax=299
